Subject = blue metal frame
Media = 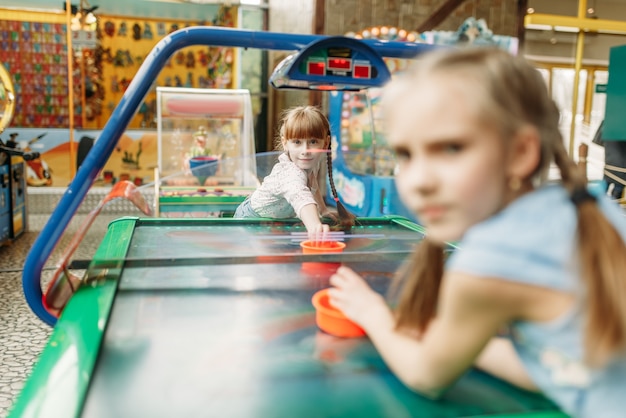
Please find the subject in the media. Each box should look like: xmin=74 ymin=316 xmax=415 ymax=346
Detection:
xmin=22 ymin=26 xmax=437 ymax=325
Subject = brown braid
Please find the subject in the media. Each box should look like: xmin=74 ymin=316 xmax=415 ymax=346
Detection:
xmin=391 ymin=239 xmax=445 ymax=334
xmin=326 ymin=140 xmax=356 ymax=231
xmin=553 ymin=138 xmax=626 ymax=366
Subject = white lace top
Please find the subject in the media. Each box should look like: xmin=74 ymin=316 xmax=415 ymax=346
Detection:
xmin=249 ymin=153 xmax=318 ymax=219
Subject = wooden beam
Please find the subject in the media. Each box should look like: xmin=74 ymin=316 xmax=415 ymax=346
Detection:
xmin=310 ymin=0 xmax=325 ymax=106
xmin=416 ymin=0 xmax=468 ymax=33
xmin=517 ymin=0 xmax=528 ymax=49
xmin=313 ymin=0 xmax=325 ymax=36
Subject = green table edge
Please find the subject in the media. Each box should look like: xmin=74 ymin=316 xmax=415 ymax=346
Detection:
xmin=9 ymin=217 xmax=138 ymax=418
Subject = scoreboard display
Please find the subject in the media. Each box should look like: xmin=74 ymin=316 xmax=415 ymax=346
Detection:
xmin=306 ymin=47 xmax=375 ymax=80
xmin=270 ymin=37 xmax=391 ymax=91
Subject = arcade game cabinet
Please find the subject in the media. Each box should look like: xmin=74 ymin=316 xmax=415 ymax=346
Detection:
xmin=0 ymin=62 xmax=29 ymax=245
xmin=271 ymin=35 xmax=417 ymax=220
xmin=326 ymin=22 xmax=518 ymax=221
xmin=599 ymin=44 xmax=626 ymax=202
xmin=327 ymin=87 xmax=417 ymax=221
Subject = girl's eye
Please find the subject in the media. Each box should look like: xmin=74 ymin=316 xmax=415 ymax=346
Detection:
xmin=394 ymin=147 xmax=410 ymax=162
xmin=292 ymin=139 xmax=302 ymax=145
xmin=309 ymin=139 xmax=320 ymax=146
xmin=442 ymin=143 xmax=464 ymax=154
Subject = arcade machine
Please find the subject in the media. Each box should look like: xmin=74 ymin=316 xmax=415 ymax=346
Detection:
xmin=9 ymin=149 xmax=27 ymax=239
xmin=0 ymin=134 xmax=38 ymax=243
xmin=598 ymin=44 xmax=626 ymax=203
xmin=13 ymin=28 xmax=565 ymax=418
xmin=0 ymin=62 xmax=32 ymax=245
xmin=155 ymin=87 xmax=259 ymax=217
xmin=328 ymin=86 xmax=416 ymax=220
xmin=0 ymin=62 xmax=15 ymax=246
xmin=327 ymin=22 xmax=518 ymax=220
xmin=0 ymin=158 xmax=9 ymax=246
xmin=324 ymin=27 xmax=420 ymax=221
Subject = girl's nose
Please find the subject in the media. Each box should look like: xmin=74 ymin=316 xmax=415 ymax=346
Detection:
xmin=408 ymin=159 xmax=436 ymax=191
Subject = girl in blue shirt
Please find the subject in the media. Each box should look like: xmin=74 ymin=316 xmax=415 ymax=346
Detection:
xmin=328 ymin=48 xmax=626 ymax=418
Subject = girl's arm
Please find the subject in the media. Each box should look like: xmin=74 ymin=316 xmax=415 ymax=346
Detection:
xmin=276 ymin=163 xmax=328 ymax=235
xmin=300 ymin=203 xmax=330 ymax=239
xmin=476 ymin=337 xmax=539 ymax=392
xmin=329 ymin=267 xmax=523 ymax=397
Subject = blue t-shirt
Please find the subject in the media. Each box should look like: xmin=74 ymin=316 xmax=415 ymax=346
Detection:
xmin=447 ymin=184 xmax=626 ymax=418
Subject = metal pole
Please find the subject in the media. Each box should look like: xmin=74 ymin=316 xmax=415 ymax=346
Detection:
xmin=65 ymin=0 xmax=76 ymax=177
xmin=81 ymin=49 xmax=87 ymax=131
xmin=569 ymin=0 xmax=587 ymax=156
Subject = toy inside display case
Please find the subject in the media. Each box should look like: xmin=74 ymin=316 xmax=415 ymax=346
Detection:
xmin=156 ymin=87 xmax=258 ymax=217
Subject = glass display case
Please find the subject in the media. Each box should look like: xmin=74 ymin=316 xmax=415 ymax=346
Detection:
xmin=156 ymin=87 xmax=257 ymax=187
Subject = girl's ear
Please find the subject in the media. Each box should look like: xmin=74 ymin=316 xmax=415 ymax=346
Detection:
xmin=506 ymin=125 xmax=541 ymax=181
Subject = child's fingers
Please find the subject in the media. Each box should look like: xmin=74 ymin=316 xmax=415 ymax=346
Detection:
xmin=327 ymin=288 xmax=346 ymax=311
xmin=308 ymin=224 xmax=331 ymax=244
xmin=307 ymin=227 xmax=321 ymax=243
xmin=320 ymin=224 xmax=330 ymax=243
xmin=329 ymin=266 xmax=358 ymax=290
xmin=335 ymin=266 xmax=361 ymax=283
xmin=329 ymin=271 xmax=346 ymax=288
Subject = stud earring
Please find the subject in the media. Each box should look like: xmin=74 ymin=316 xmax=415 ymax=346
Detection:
xmin=509 ymin=177 xmax=522 ymax=191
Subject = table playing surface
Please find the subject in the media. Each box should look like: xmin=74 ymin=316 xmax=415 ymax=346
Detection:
xmin=18 ymin=217 xmax=565 ymax=418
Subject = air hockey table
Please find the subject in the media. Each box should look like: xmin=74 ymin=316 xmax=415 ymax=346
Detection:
xmin=13 ymin=216 xmax=564 ymax=417
xmin=157 ymin=185 xmax=254 ymax=217
xmin=14 ymin=27 xmax=566 ymax=417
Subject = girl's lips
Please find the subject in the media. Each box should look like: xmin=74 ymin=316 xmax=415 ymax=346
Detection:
xmin=418 ymin=206 xmax=447 ymax=221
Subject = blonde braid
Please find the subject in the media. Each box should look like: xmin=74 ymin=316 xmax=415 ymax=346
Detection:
xmin=391 ymin=239 xmax=445 ymax=333
xmin=553 ymin=133 xmax=626 ymax=365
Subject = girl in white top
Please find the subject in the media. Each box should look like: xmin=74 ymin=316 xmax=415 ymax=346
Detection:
xmin=234 ymin=106 xmax=354 ymax=239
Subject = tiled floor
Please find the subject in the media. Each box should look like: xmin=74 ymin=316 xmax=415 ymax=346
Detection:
xmin=0 ymin=214 xmax=121 ymax=418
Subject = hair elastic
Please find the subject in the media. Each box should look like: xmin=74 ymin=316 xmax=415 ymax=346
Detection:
xmin=334 ymin=197 xmax=339 ymax=202
xmin=570 ymin=187 xmax=596 ymax=206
